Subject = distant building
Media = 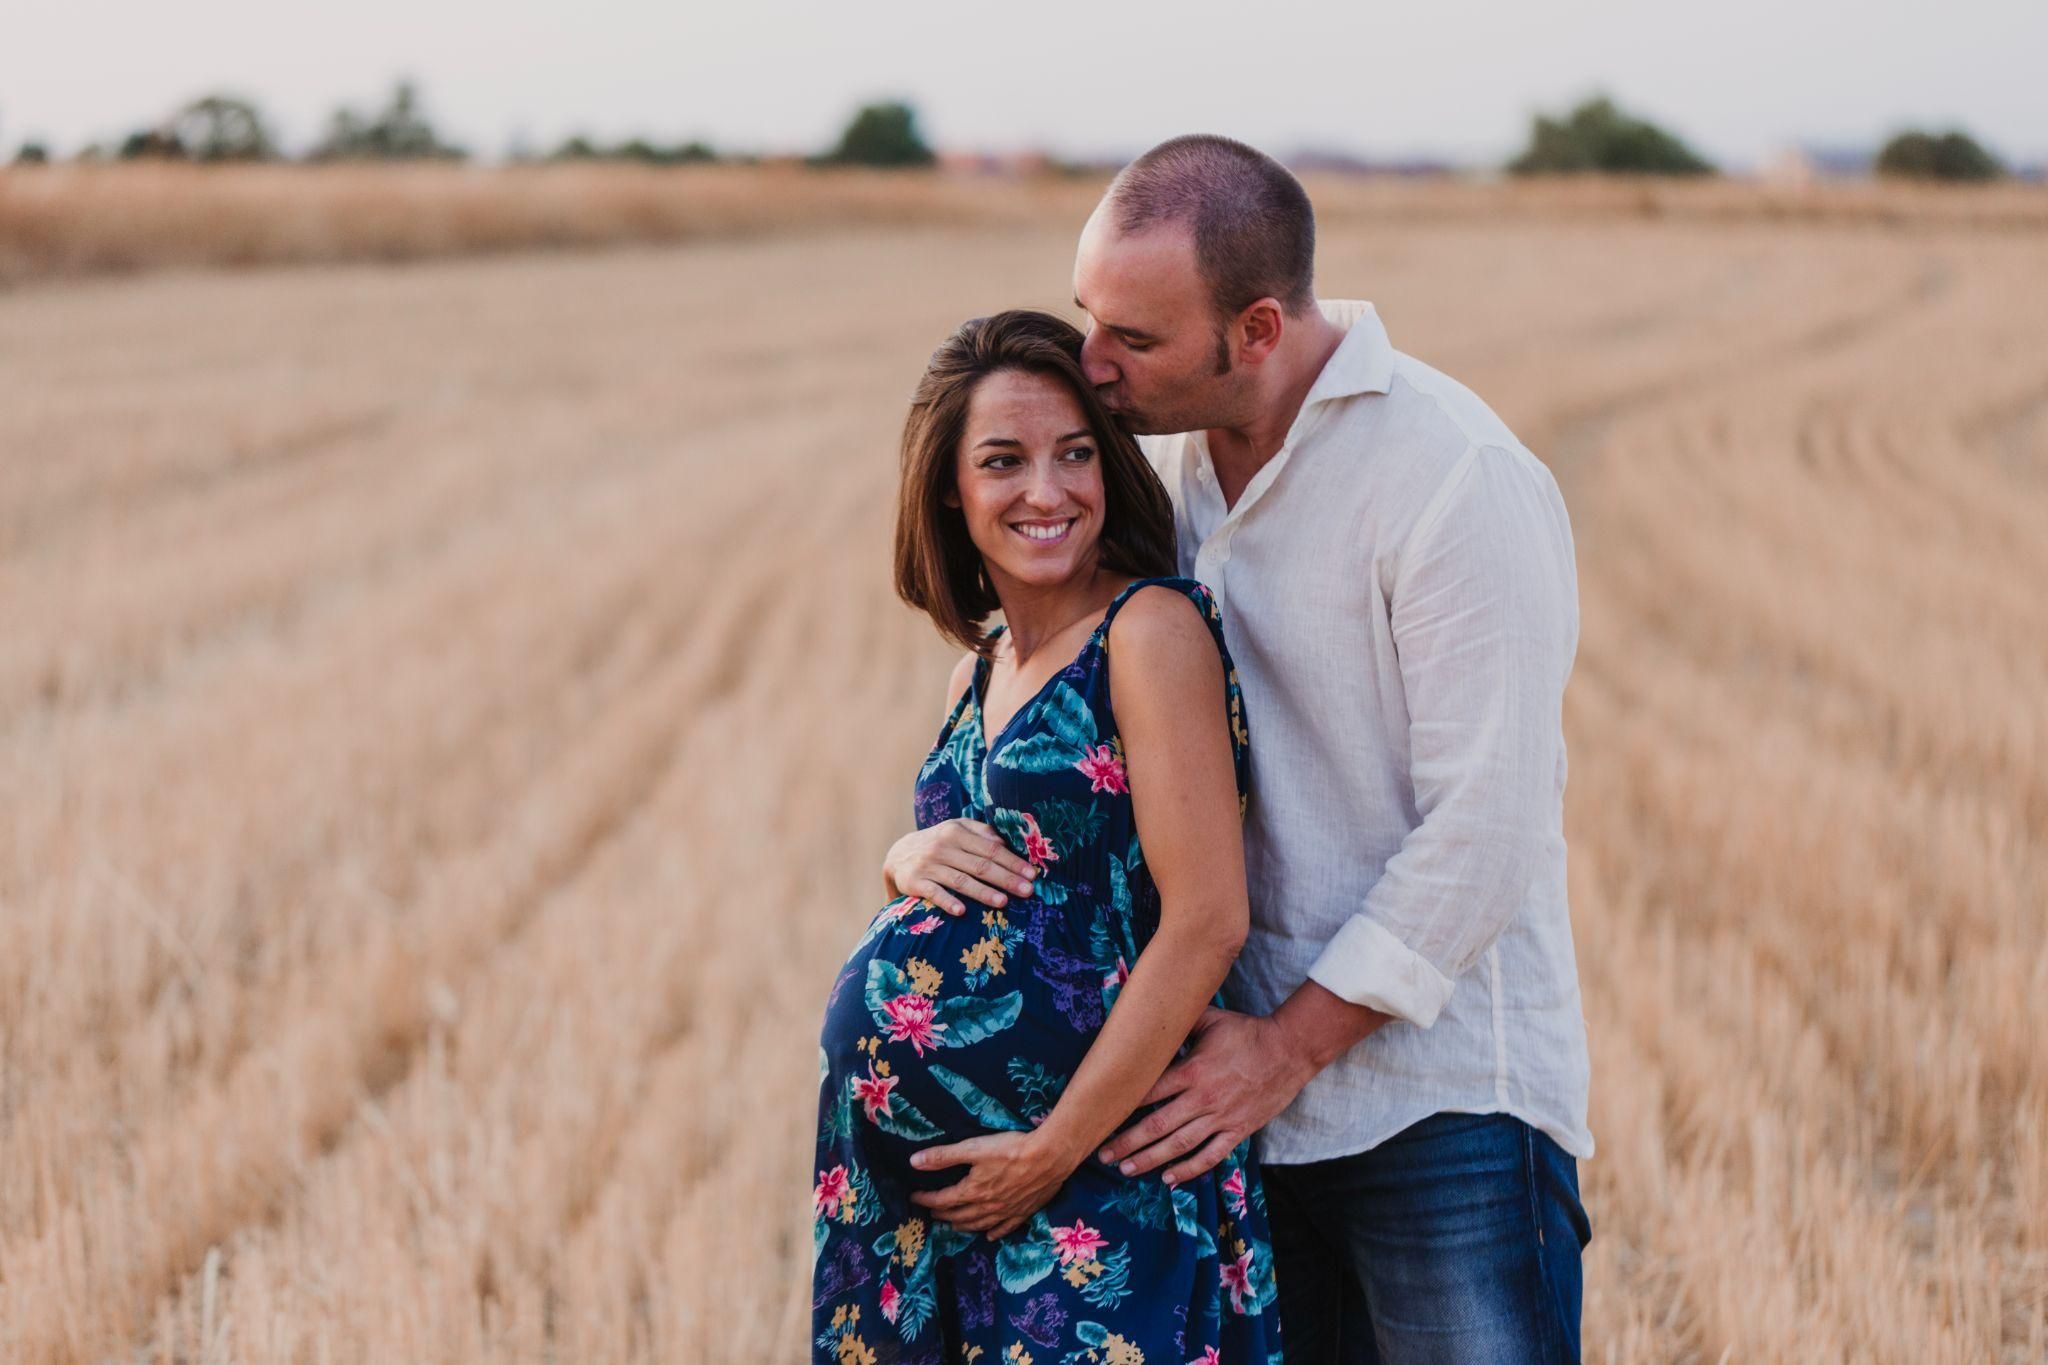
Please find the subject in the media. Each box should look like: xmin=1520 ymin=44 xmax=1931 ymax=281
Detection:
xmin=1760 ymin=144 xmax=1876 ymax=183
xmin=1288 ymin=148 xmax=1460 ymax=177
xmin=936 ymin=149 xmax=1055 ymax=177
xmin=1759 ymin=147 xmax=1818 ymax=187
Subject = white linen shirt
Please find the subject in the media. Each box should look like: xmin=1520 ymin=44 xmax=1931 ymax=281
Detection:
xmin=1139 ymin=299 xmax=1594 ymax=1165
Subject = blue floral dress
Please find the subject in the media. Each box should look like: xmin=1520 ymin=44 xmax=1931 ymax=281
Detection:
xmin=813 ymin=576 xmax=1282 ymax=1365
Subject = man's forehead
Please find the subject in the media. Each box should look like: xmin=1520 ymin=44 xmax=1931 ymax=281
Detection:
xmin=1074 ymin=217 xmax=1201 ymax=317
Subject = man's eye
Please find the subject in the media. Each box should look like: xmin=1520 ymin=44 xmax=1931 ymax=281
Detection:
xmin=1122 ymin=338 xmax=1152 ymax=352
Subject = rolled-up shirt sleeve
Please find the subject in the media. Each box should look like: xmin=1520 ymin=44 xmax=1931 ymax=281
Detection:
xmin=1304 ymin=443 xmax=1579 ymax=1029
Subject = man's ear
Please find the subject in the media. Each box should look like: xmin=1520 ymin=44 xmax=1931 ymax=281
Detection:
xmin=1238 ymin=299 xmax=1286 ymax=363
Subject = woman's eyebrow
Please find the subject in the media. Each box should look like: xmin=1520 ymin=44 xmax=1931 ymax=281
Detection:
xmin=974 ymin=429 xmax=1094 ymax=450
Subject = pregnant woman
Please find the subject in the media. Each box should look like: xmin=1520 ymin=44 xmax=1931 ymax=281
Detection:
xmin=813 ymin=310 xmax=1280 ymax=1365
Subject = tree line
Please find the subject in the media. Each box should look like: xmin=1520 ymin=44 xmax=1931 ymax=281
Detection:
xmin=1504 ymin=95 xmax=2012 ymax=183
xmin=3 ymin=84 xmax=933 ymax=169
xmin=4 ymin=87 xmax=2020 ymax=183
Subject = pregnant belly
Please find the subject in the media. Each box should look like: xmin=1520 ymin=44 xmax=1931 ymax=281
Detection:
xmin=819 ymin=896 xmax=1100 ymax=1192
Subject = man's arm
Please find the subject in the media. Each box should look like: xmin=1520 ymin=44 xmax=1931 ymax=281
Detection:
xmin=1098 ymin=443 xmax=1578 ymax=1180
xmin=1301 ymin=443 xmax=1578 ymax=1027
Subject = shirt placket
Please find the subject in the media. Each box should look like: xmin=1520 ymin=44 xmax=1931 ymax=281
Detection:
xmin=1189 ymin=404 xmax=1332 ymax=615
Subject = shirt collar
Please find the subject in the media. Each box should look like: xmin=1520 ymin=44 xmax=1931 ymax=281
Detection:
xmin=1299 ymin=298 xmax=1395 ymax=409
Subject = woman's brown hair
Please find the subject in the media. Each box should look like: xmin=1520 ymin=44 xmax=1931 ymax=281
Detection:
xmin=893 ymin=309 xmax=1177 ymax=656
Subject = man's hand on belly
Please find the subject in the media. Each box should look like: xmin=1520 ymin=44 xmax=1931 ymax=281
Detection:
xmin=1094 ymin=986 xmax=1390 ymax=1184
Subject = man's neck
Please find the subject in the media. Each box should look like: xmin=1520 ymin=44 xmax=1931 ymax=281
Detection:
xmin=1205 ymin=310 xmax=1350 ymax=509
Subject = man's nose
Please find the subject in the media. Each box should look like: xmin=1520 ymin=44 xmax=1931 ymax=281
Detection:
xmin=1079 ymin=327 xmax=1119 ymax=388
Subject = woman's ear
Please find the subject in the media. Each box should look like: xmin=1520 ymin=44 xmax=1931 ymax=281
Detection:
xmin=941 ymin=488 xmax=961 ymax=509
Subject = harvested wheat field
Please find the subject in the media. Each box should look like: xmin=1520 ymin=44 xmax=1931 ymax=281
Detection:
xmin=0 ymin=172 xmax=2043 ymax=1363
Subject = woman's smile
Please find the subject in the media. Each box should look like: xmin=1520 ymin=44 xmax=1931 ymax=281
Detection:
xmin=1011 ymin=515 xmax=1078 ymax=547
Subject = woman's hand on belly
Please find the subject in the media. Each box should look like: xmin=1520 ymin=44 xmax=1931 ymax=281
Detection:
xmin=905 ymin=1127 xmax=1081 ymax=1239
xmin=883 ymin=818 xmax=1038 ymax=917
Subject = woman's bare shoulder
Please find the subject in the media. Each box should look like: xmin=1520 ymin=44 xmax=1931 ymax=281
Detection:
xmin=943 ymin=650 xmax=978 ymax=720
xmin=1104 ymin=585 xmax=1220 ymax=698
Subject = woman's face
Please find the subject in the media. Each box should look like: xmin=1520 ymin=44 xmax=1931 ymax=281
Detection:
xmin=948 ymin=368 xmax=1106 ymax=594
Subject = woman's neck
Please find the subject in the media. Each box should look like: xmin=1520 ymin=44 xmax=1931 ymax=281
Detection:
xmin=990 ymin=561 xmax=1120 ymax=662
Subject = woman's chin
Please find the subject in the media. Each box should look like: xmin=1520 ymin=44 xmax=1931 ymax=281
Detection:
xmin=977 ymin=540 xmax=1099 ymax=592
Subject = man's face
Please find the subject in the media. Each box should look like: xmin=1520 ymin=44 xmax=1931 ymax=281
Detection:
xmin=1072 ymin=209 xmax=1246 ymax=436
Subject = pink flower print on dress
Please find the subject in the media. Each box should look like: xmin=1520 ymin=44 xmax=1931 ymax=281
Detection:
xmin=814 ymin=1164 xmax=851 ymax=1218
xmin=1187 ymin=1350 xmax=1223 ymax=1365
xmin=880 ymin=992 xmax=947 ymax=1055
xmin=1020 ymin=812 xmax=1059 ymax=869
xmin=878 ymin=1278 xmax=901 ymax=1323
xmin=851 ymin=1062 xmax=898 ymax=1123
xmin=1220 ymin=1247 xmax=1255 ymax=1313
xmin=1074 ymin=743 xmax=1128 ymax=795
xmin=907 ymin=914 xmax=941 ymax=934
xmin=1223 ymin=1166 xmax=1247 ymax=1215
xmin=1104 ymin=955 xmax=1130 ymax=992
xmin=1051 ymin=1219 xmax=1109 ymax=1265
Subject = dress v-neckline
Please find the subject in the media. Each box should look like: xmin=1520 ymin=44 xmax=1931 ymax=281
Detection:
xmin=970 ymin=579 xmax=1146 ymax=758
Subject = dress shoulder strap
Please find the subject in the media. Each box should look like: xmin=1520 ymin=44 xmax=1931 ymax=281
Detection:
xmin=1097 ymin=575 xmax=1219 ymax=638
xmin=1096 ymin=575 xmax=1251 ymax=807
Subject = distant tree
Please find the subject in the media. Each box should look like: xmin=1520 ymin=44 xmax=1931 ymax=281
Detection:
xmin=167 ymin=93 xmax=275 ymax=162
xmin=312 ymin=79 xmax=466 ymax=161
xmin=15 ymin=141 xmax=50 ymax=164
xmin=1875 ymin=129 xmax=2004 ymax=182
xmin=816 ymin=101 xmax=934 ymax=168
xmin=549 ymin=134 xmax=719 ymax=165
xmin=1509 ymin=96 xmax=1715 ymax=176
xmin=118 ymin=128 xmax=187 ymax=160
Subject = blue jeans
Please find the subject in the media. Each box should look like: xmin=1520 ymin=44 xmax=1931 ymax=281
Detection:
xmin=1261 ymin=1111 xmax=1592 ymax=1364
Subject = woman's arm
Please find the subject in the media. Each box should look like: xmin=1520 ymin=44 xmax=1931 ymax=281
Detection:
xmin=909 ymin=587 xmax=1249 ymax=1236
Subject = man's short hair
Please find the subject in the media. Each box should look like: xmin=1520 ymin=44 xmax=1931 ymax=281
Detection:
xmin=1103 ymin=134 xmax=1317 ymax=325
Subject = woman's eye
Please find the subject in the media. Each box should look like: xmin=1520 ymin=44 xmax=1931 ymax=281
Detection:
xmin=1062 ymin=446 xmax=1096 ymax=462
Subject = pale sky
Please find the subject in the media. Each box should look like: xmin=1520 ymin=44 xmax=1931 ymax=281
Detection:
xmin=5 ymin=0 xmax=2045 ymax=169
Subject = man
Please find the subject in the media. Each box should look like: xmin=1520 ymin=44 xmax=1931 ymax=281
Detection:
xmin=886 ymin=134 xmax=1592 ymax=1363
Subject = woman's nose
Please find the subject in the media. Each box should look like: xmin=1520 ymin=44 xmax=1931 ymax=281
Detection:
xmin=1023 ymin=469 xmax=1066 ymax=509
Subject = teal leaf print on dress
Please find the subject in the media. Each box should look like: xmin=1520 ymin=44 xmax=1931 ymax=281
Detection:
xmin=930 ymin=990 xmax=1023 ymax=1046
xmin=1102 ymin=1178 xmax=1175 ymax=1230
xmin=927 ymin=1065 xmax=1030 ymax=1131
xmin=1076 ymin=1243 xmax=1133 ymax=1310
xmin=995 ymin=1213 xmax=1058 ymax=1292
xmin=1028 ymin=682 xmax=1097 ymax=751
xmin=991 ymin=731 xmax=1089 ymax=773
xmin=1005 ymin=1058 xmax=1068 ymax=1114
xmin=850 ymin=1071 xmax=943 ymax=1140
xmin=1034 ymin=796 xmax=1107 ymax=853
xmin=865 ymin=959 xmax=915 ymax=1016
xmin=1026 ymin=874 xmax=1068 ymax=908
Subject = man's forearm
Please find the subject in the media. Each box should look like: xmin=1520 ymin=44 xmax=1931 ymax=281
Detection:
xmin=1271 ymin=978 xmax=1393 ymax=1073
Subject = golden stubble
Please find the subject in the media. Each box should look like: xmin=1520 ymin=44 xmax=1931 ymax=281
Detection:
xmin=0 ymin=175 xmax=2042 ymax=1362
